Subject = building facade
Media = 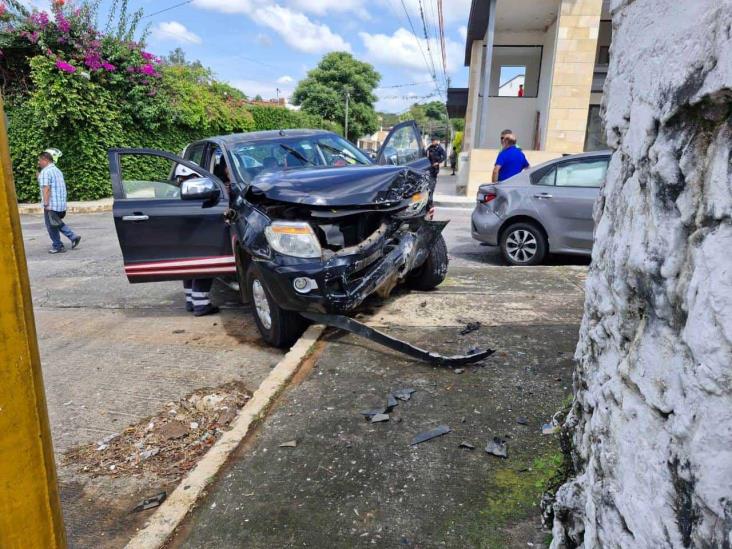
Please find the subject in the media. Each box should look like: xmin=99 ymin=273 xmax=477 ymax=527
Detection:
xmin=447 ymin=0 xmax=611 ymax=195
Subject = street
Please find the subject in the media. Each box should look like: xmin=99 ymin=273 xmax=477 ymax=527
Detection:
xmin=23 ymin=205 xmax=588 ymax=547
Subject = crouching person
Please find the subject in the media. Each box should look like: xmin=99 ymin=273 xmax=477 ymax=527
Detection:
xmin=183 ymin=279 xmax=219 ymax=317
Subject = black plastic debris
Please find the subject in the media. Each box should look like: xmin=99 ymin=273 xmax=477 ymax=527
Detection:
xmin=459 ymin=441 xmax=475 ymax=450
xmin=411 ymin=425 xmax=451 ymax=445
xmin=459 ymin=322 xmax=481 ymax=336
xmin=392 ymin=388 xmax=416 ymax=401
xmin=516 ymin=417 xmax=529 ymax=425
xmin=485 ymin=437 xmax=508 ymax=458
xmin=132 ymin=492 xmax=166 ymax=513
xmin=302 ymin=312 xmax=494 ymax=366
xmin=361 ymin=408 xmax=387 ymax=419
xmin=371 ymin=413 xmax=390 ymax=423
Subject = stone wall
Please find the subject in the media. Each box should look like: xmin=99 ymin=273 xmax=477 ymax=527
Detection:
xmin=550 ymin=0 xmax=732 ymax=547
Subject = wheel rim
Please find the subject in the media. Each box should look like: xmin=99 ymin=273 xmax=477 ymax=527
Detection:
xmin=506 ymin=229 xmax=538 ymax=263
xmin=251 ymin=279 xmax=272 ymax=330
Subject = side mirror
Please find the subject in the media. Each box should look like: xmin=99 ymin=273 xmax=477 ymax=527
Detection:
xmin=181 ymin=177 xmax=219 ymax=201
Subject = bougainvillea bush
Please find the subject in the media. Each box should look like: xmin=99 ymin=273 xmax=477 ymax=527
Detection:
xmin=0 ymin=0 xmax=332 ymax=201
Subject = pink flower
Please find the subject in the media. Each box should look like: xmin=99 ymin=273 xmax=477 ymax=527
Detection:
xmin=55 ymin=60 xmax=76 ymax=73
xmin=30 ymin=11 xmax=50 ymax=29
xmin=56 ymin=13 xmax=71 ymax=33
xmin=84 ymin=52 xmax=103 ymax=70
xmin=0 ymin=5 xmax=6 ymax=17
xmin=102 ymin=62 xmax=116 ymax=71
xmin=141 ymin=51 xmax=155 ymax=61
xmin=140 ymin=64 xmax=157 ymax=77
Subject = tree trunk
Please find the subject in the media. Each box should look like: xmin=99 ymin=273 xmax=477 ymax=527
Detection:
xmin=550 ymin=0 xmax=731 ymax=547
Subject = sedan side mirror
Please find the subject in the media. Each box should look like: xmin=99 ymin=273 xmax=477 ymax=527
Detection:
xmin=181 ymin=177 xmax=219 ymax=201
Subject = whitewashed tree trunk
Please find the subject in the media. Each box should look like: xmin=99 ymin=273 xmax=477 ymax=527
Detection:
xmin=550 ymin=0 xmax=732 ymax=547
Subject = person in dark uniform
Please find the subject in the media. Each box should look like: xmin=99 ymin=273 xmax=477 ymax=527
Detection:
xmin=426 ymin=137 xmax=446 ymax=181
xmin=174 ymin=164 xmax=219 ymax=317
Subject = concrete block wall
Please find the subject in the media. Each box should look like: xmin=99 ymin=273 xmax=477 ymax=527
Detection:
xmin=544 ymin=0 xmax=603 ymax=153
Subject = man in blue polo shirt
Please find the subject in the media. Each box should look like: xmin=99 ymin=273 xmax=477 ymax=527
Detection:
xmin=492 ymin=133 xmax=529 ymax=182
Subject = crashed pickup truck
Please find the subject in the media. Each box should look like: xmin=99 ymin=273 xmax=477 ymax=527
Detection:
xmin=108 ymin=122 xmax=450 ymax=349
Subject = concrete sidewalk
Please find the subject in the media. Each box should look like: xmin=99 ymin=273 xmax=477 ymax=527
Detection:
xmin=171 ymin=264 xmax=586 ymax=548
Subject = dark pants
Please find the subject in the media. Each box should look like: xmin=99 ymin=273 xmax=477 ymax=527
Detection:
xmin=183 ymin=279 xmax=214 ymax=313
xmin=429 ymin=166 xmax=440 ymax=180
xmin=44 ymin=209 xmax=76 ymax=250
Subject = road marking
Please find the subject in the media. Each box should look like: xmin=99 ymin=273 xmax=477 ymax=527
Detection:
xmin=124 ymin=324 xmax=325 ymax=549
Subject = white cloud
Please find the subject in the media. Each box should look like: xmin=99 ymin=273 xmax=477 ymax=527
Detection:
xmin=192 ymin=0 xmax=252 ymax=13
xmin=277 ymin=75 xmax=294 ymax=84
xmin=458 ymin=25 xmax=468 ymax=42
xmin=152 ymin=21 xmax=202 ymax=45
xmin=256 ymin=33 xmax=273 ymax=47
xmin=359 ymin=27 xmax=462 ymax=74
xmin=252 ymin=5 xmax=351 ymax=54
xmin=378 ymin=0 xmax=471 ymax=25
xmin=288 ymin=0 xmax=369 ymax=19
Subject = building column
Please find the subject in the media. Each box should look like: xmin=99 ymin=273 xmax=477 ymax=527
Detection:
xmin=476 ymin=0 xmax=497 ymax=149
xmin=544 ymin=0 xmax=602 ymax=153
xmin=462 ymin=40 xmax=484 ymax=153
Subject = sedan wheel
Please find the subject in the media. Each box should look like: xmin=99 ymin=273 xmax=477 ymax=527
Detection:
xmin=251 ymin=279 xmax=272 ymax=330
xmin=500 ymin=222 xmax=547 ymax=266
xmin=506 ymin=229 xmax=538 ymax=263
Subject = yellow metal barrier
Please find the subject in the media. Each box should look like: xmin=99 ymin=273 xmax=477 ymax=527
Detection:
xmin=0 ymin=98 xmax=67 ymax=547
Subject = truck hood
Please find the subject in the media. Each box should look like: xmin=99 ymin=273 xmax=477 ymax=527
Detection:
xmin=248 ymin=165 xmax=426 ymax=207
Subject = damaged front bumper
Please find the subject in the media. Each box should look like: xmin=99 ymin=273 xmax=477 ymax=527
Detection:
xmin=250 ymin=219 xmax=447 ymax=314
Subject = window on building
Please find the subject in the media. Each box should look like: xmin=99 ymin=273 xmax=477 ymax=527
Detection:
xmin=497 ymin=66 xmax=526 ymax=97
xmin=597 ymin=46 xmax=610 ymax=65
xmin=584 ymin=105 xmax=607 ymax=152
xmin=490 ymin=46 xmax=542 ymax=98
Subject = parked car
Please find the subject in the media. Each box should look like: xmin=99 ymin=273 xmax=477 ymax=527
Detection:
xmin=471 ymin=151 xmax=611 ymax=265
xmin=108 ymin=121 xmax=446 ymax=348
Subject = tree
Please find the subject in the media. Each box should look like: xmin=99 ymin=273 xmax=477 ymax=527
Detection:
xmin=400 ymin=100 xmax=449 ymax=140
xmin=167 ymin=47 xmax=204 ymax=69
xmin=550 ymin=0 xmax=731 ymax=547
xmin=292 ymin=52 xmax=380 ymax=140
xmin=254 ymin=94 xmax=263 ymax=101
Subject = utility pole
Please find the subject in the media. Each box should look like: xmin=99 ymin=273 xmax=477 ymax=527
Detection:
xmin=344 ymin=89 xmax=350 ymax=141
xmin=0 ymin=98 xmax=66 ymax=547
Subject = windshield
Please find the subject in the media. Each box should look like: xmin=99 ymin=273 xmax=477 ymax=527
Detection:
xmin=229 ymin=134 xmax=372 ymax=182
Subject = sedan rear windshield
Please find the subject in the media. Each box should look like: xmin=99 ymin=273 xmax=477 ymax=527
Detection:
xmin=229 ymin=135 xmax=371 ymax=182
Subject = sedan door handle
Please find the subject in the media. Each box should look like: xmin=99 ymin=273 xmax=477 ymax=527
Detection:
xmin=122 ymin=215 xmax=149 ymax=221
xmin=533 ymin=193 xmax=553 ymax=199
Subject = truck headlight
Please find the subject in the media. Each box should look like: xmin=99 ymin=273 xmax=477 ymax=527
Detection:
xmin=395 ymin=192 xmax=429 ymax=218
xmin=265 ymin=222 xmax=322 ymax=258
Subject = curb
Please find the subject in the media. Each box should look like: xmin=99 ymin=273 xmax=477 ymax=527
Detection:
xmin=124 ymin=324 xmax=326 ymax=549
xmin=18 ymin=200 xmax=113 ymax=215
xmin=433 ymin=196 xmax=475 ymax=209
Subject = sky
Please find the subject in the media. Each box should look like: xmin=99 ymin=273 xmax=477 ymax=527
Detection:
xmin=21 ymin=0 xmax=473 ymax=114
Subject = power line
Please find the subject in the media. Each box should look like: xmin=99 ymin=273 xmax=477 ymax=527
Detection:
xmin=142 ymin=0 xmax=193 ymax=19
xmin=436 ymin=0 xmax=449 ymax=88
xmin=416 ymin=0 xmax=443 ymax=95
xmin=394 ymin=0 xmax=441 ymax=97
xmin=377 ymin=80 xmax=435 ymax=89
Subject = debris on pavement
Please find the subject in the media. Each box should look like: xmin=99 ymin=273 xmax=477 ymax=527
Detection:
xmin=542 ymin=411 xmax=563 ymax=435
xmin=132 ymin=492 xmax=166 ymax=513
xmin=392 ymin=388 xmax=416 ymax=401
xmin=459 ymin=321 xmax=481 ymax=336
xmin=64 ymin=382 xmax=251 ymax=479
xmin=279 ymin=440 xmax=298 ymax=448
xmin=454 ymin=368 xmax=464 ymax=374
xmin=485 ymin=437 xmax=508 ymax=458
xmin=516 ymin=417 xmax=529 ymax=425
xmin=459 ymin=441 xmax=475 ymax=450
xmin=360 ymin=408 xmax=387 ymax=419
xmin=301 ymin=312 xmax=495 ymax=366
xmin=172 ymin=329 xmax=186 ymax=334
xmin=386 ymin=394 xmax=398 ymax=410
xmin=410 ymin=425 xmax=451 ymax=445
xmin=371 ymin=414 xmax=390 ymax=423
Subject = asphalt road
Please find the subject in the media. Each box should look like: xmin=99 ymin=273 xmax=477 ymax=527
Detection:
xmin=21 ymin=206 xmax=587 ymax=547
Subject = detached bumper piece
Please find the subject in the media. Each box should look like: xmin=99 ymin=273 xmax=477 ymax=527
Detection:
xmin=301 ymin=312 xmax=495 ymax=367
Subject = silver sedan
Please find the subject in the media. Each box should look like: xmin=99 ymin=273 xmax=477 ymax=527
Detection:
xmin=471 ymin=151 xmax=610 ymax=265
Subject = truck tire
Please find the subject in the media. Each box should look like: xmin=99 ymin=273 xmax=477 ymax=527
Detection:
xmin=408 ymin=233 xmax=449 ymax=291
xmin=500 ymin=222 xmax=547 ymax=266
xmin=246 ymin=265 xmax=306 ymax=348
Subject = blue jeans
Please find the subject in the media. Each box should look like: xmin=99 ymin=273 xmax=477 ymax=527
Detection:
xmin=44 ymin=209 xmax=77 ymax=250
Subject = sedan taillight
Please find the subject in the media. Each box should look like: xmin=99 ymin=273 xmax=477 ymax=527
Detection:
xmin=482 ymin=191 xmax=497 ymax=203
